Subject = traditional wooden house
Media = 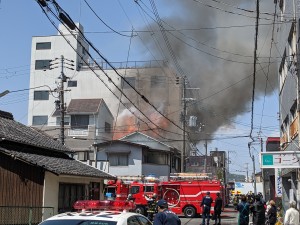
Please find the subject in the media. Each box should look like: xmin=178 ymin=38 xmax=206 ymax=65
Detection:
xmin=0 ymin=110 xmax=115 ymax=223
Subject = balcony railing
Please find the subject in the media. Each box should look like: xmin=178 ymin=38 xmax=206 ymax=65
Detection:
xmin=68 ymin=129 xmax=89 ymax=136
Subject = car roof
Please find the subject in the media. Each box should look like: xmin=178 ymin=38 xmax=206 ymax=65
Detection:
xmin=43 ymin=210 xmax=146 ymax=222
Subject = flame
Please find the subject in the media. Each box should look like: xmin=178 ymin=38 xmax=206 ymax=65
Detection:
xmin=113 ymin=108 xmax=171 ymax=140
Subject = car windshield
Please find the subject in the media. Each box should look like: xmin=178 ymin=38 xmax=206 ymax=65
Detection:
xmin=40 ymin=220 xmax=117 ymax=225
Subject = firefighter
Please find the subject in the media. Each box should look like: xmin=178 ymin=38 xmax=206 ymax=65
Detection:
xmin=214 ymin=192 xmax=223 ymax=225
xmin=146 ymin=194 xmax=158 ymax=221
xmin=201 ymin=191 xmax=213 ymax=225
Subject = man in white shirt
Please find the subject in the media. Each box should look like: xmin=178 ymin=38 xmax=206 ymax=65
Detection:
xmin=284 ymin=200 xmax=299 ymax=225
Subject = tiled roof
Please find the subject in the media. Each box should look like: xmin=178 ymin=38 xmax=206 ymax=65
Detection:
xmin=67 ymin=99 xmax=103 ymax=114
xmin=0 ymin=147 xmax=115 ymax=179
xmin=0 ymin=115 xmax=72 ymax=153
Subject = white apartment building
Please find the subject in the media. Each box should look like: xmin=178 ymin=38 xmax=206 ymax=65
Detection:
xmin=28 ymin=23 xmax=184 ymax=170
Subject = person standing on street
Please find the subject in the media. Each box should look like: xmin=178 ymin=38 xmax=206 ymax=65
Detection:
xmin=214 ymin=192 xmax=223 ymax=225
xmin=237 ymin=195 xmax=250 ymax=225
xmin=266 ymin=200 xmax=277 ymax=225
xmin=251 ymin=194 xmax=266 ymax=225
xmin=201 ymin=191 xmax=213 ymax=225
xmin=153 ymin=199 xmax=181 ymax=225
xmin=284 ymin=200 xmax=299 ymax=225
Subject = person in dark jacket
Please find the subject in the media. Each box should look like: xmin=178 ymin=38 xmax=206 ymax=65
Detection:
xmin=153 ymin=199 xmax=181 ymax=225
xmin=214 ymin=192 xmax=223 ymax=225
xmin=201 ymin=191 xmax=213 ymax=225
xmin=251 ymin=194 xmax=266 ymax=225
xmin=237 ymin=195 xmax=250 ymax=225
xmin=266 ymin=200 xmax=277 ymax=225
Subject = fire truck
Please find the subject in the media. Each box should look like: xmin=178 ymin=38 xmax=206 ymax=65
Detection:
xmin=160 ymin=173 xmax=225 ymax=218
xmin=125 ymin=175 xmax=160 ymax=215
xmin=73 ymin=173 xmax=226 ymax=218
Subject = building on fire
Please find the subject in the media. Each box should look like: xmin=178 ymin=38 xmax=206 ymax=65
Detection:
xmin=27 ymin=23 xmax=189 ymax=174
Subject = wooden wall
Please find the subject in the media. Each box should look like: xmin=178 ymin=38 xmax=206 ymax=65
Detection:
xmin=0 ymin=153 xmax=44 ymax=206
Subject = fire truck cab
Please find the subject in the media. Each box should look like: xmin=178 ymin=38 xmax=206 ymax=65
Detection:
xmin=160 ymin=173 xmax=225 ymax=218
xmin=126 ymin=175 xmax=160 ymax=215
xmin=104 ymin=179 xmax=129 ymax=201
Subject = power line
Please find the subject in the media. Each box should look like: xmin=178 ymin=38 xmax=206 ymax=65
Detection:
xmin=83 ymin=0 xmax=133 ymax=38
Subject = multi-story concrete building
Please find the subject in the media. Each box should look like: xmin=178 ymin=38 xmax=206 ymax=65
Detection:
xmin=28 ymin=23 xmax=185 ymax=172
xmin=275 ymin=1 xmax=300 ymax=211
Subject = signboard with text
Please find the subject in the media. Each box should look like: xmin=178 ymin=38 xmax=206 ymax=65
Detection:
xmin=274 ymin=168 xmax=282 ymax=197
xmin=260 ymin=151 xmax=300 ymax=168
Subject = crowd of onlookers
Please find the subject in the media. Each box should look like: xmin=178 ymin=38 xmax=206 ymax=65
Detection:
xmin=234 ymin=192 xmax=299 ymax=225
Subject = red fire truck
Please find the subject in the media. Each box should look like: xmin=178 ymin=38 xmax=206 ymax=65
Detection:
xmin=160 ymin=175 xmax=225 ymax=218
xmin=73 ymin=173 xmax=226 ymax=218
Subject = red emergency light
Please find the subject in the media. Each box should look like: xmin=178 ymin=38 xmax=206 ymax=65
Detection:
xmin=73 ymin=199 xmax=136 ymax=212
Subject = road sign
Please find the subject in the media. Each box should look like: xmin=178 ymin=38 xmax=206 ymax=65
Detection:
xmin=260 ymin=151 xmax=300 ymax=168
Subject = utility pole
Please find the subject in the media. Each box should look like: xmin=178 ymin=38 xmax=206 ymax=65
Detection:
xmin=260 ymin=137 xmax=265 ymax=197
xmin=245 ymin=163 xmax=249 ymax=182
xmin=227 ymin=151 xmax=235 ymax=184
xmin=52 ymin=55 xmax=74 ymax=145
xmin=59 ymin=55 xmax=66 ymax=145
xmin=204 ymin=139 xmax=208 ymax=173
xmin=252 ymin=155 xmax=257 ymax=194
xmin=181 ymin=76 xmax=187 ymax=172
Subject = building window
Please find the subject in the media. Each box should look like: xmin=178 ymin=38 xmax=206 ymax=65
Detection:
xmin=68 ymin=80 xmax=77 ymax=87
xmin=105 ymin=122 xmax=111 ymax=133
xmin=56 ymin=116 xmax=70 ymax=126
xmin=32 ymin=116 xmax=48 ymax=125
xmin=35 ymin=60 xmax=51 ymax=70
xmin=151 ymin=75 xmax=166 ymax=87
xmin=71 ymin=115 xmax=89 ymax=129
xmin=290 ymin=101 xmax=297 ymax=121
xmin=77 ymin=151 xmax=92 ymax=161
xmin=279 ymin=0 xmax=285 ymax=21
xmin=143 ymin=151 xmax=168 ymax=165
xmin=122 ymin=77 xmax=135 ymax=89
xmin=279 ymin=50 xmax=287 ymax=90
xmin=34 ymin=90 xmax=49 ymax=100
xmin=82 ymin=46 xmax=86 ymax=55
xmin=109 ymin=153 xmax=128 ymax=166
xmin=288 ymin=23 xmax=296 ymax=65
xmin=36 ymin=42 xmax=51 ymax=50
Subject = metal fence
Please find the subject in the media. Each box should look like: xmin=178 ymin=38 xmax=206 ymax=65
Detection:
xmin=0 ymin=206 xmax=54 ymax=225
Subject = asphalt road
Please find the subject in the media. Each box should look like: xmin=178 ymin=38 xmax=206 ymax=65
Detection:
xmin=179 ymin=207 xmax=239 ymax=225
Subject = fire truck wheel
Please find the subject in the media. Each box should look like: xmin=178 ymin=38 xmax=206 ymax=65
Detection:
xmin=183 ymin=206 xmax=196 ymax=218
xmin=135 ymin=206 xmax=145 ymax=215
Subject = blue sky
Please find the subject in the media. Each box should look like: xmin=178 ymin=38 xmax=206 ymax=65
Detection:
xmin=0 ymin=0 xmax=279 ymax=176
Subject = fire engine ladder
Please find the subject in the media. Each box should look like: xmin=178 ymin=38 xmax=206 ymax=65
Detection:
xmin=169 ymin=173 xmax=212 ymax=180
xmin=117 ymin=175 xmax=160 ymax=183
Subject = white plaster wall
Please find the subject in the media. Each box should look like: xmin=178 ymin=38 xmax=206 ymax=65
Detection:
xmin=43 ymin=171 xmax=105 ymax=219
xmin=43 ymin=172 xmax=59 ymax=219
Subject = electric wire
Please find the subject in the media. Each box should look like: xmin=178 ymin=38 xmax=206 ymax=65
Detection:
xmin=83 ymin=0 xmax=133 ymax=38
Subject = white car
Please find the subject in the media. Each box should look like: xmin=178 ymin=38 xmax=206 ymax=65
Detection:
xmin=39 ymin=210 xmax=152 ymax=225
